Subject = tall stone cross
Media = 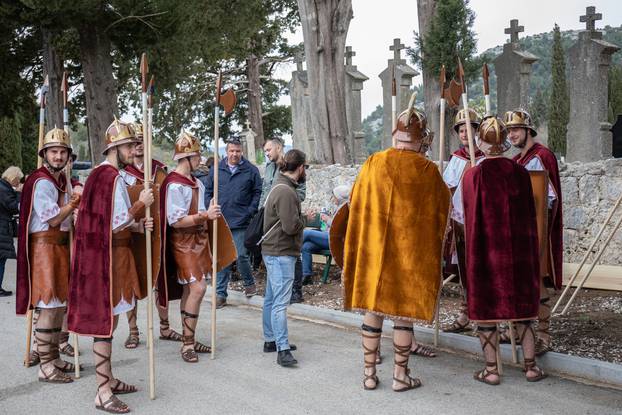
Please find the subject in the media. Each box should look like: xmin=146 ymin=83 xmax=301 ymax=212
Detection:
xmin=345 ymin=46 xmax=356 ymax=66
xmin=295 ymin=51 xmax=304 ymax=72
xmin=244 ymin=119 xmax=251 ymax=130
xmin=580 ymin=6 xmax=602 ymax=32
xmin=389 ymin=38 xmax=405 ymax=61
xmin=504 ymin=19 xmax=524 ymax=43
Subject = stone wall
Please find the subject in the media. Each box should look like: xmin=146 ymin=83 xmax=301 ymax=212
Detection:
xmin=304 ymin=159 xmax=622 ymax=266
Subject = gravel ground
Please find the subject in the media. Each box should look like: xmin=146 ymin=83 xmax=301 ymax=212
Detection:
xmin=230 ymin=263 xmax=622 ymax=364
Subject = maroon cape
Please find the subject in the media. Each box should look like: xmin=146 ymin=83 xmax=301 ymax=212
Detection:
xmin=157 ymin=172 xmax=196 ymax=307
xmin=514 ymin=143 xmax=563 ymax=289
xmin=124 ymin=159 xmax=166 ymax=183
xmin=71 ymin=178 xmax=82 ymax=188
xmin=452 ymin=146 xmax=484 ymax=162
xmin=16 ymin=167 xmax=67 ymax=315
xmin=67 ymin=164 xmax=118 ymax=337
xmin=462 ymin=158 xmax=540 ymax=322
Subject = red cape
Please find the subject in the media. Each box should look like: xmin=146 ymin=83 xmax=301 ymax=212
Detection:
xmin=452 ymin=147 xmax=484 ymax=162
xmin=16 ymin=167 xmax=67 ymax=315
xmin=157 ymin=172 xmax=197 ymax=307
xmin=124 ymin=159 xmax=166 ymax=182
xmin=67 ymin=164 xmax=118 ymax=337
xmin=514 ymin=143 xmax=563 ymax=289
xmin=462 ymin=158 xmax=540 ymax=321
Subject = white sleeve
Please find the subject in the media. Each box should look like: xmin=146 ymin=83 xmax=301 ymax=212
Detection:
xmin=112 ymin=176 xmax=134 ymax=231
xmin=167 ymin=184 xmax=192 ymax=225
xmin=443 ymin=157 xmax=466 ymax=189
xmin=197 ymin=180 xmax=207 ymax=212
xmin=32 ymin=180 xmax=60 ymax=223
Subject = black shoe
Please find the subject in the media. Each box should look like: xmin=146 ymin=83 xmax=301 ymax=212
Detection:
xmin=302 ymin=275 xmax=314 ymax=286
xmin=277 ymin=350 xmax=298 ymax=367
xmin=0 ymin=288 xmax=12 ymax=297
xmin=263 ymin=341 xmax=297 ymax=353
xmin=290 ymin=292 xmax=304 ymax=304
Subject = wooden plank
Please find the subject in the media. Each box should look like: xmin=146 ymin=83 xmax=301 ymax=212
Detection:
xmin=563 ymin=263 xmax=622 ymax=291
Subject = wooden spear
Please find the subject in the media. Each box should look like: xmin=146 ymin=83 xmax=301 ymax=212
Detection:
xmin=456 ymin=59 xmax=476 ymax=167
xmin=25 ymin=75 xmax=49 ymax=366
xmin=140 ymin=53 xmax=156 ymax=399
xmin=391 ymin=65 xmax=397 ymax=147
xmin=211 ymin=72 xmax=223 ymax=360
xmin=61 ymin=71 xmax=81 ymax=378
xmin=483 ymin=64 xmax=491 ymax=116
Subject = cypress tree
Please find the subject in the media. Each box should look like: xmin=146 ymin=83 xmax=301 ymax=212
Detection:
xmin=547 ymin=24 xmax=569 ymax=156
xmin=0 ymin=116 xmax=23 ymax=173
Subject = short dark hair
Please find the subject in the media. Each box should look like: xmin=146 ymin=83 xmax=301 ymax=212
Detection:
xmin=226 ymin=137 xmax=242 ymax=147
xmin=265 ymin=137 xmax=284 ymax=147
xmin=280 ymin=149 xmax=306 ymax=172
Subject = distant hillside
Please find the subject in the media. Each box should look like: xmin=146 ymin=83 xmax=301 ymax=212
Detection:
xmin=361 ymin=25 xmax=622 ymax=155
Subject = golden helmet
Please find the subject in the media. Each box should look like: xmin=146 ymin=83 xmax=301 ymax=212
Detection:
xmin=477 ymin=116 xmax=511 ymax=156
xmin=502 ymin=109 xmax=537 ymax=137
xmin=173 ymin=129 xmax=201 ymax=161
xmin=103 ymin=118 xmax=139 ymax=155
xmin=39 ymin=127 xmax=72 ymax=157
xmin=132 ymin=122 xmax=144 ymax=139
xmin=453 ymin=108 xmax=481 ymax=133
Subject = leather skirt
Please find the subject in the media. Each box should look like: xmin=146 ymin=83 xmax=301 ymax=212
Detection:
xmin=29 ymin=229 xmax=69 ymax=307
xmin=112 ymin=230 xmax=140 ymax=306
xmin=170 ymin=225 xmax=211 ymax=283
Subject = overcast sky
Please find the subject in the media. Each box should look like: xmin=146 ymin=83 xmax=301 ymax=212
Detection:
xmin=277 ymin=0 xmax=622 ymax=119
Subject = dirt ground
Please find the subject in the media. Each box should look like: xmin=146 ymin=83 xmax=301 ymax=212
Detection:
xmin=230 ymin=263 xmax=622 ymax=365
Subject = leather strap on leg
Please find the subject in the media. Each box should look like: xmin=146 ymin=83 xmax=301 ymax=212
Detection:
xmin=476 ymin=325 xmax=498 ymax=373
xmin=36 ymin=327 xmax=61 ymax=365
xmin=182 ymin=311 xmax=198 ymax=346
xmin=93 ymin=338 xmax=112 ymax=392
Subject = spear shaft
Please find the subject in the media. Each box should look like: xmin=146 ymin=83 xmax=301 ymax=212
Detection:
xmin=457 ymin=59 xmax=476 ymax=167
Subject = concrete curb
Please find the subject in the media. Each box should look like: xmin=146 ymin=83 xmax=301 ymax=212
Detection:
xmin=207 ymin=288 xmax=622 ymax=389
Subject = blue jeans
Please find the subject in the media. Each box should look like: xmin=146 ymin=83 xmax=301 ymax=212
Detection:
xmin=262 ymin=255 xmax=296 ymax=351
xmin=301 ymin=229 xmax=330 ymax=277
xmin=216 ymin=228 xmax=255 ymax=299
xmin=0 ymin=257 xmax=6 ymax=288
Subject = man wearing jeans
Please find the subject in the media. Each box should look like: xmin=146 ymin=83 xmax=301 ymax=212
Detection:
xmin=261 ymin=149 xmax=306 ymax=367
xmin=206 ymin=139 xmax=262 ymax=308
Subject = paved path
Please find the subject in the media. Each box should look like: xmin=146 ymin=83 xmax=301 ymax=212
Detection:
xmin=1 ymin=260 xmax=621 ymax=415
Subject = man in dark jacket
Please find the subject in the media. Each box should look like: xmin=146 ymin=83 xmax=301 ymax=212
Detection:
xmin=0 ymin=166 xmax=22 ymax=296
xmin=206 ymin=138 xmax=262 ymax=307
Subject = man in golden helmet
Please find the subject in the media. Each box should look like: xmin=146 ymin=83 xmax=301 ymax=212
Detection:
xmin=16 ymin=128 xmax=81 ymax=384
xmin=341 ymin=104 xmax=450 ymax=392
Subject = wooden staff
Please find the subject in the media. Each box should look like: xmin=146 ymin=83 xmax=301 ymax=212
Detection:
xmin=211 ymin=72 xmax=222 ymax=359
xmin=140 ymin=53 xmax=156 ymax=399
xmin=552 ymin=191 xmax=622 ymax=315
xmin=483 ymin=64 xmax=491 ymax=116
xmin=25 ymin=75 xmax=49 ymax=366
xmin=61 ymin=71 xmax=81 ymax=378
xmin=456 ymin=59 xmax=476 ymax=167
xmin=391 ymin=65 xmax=397 ymax=147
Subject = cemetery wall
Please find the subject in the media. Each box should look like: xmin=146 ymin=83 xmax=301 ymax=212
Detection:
xmin=303 ymin=158 xmax=622 ymax=266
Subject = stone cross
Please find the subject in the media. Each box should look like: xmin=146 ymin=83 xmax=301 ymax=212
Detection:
xmin=295 ymin=51 xmax=304 ymax=72
xmin=504 ymin=19 xmax=524 ymax=43
xmin=389 ymin=38 xmax=405 ymax=61
xmin=345 ymin=46 xmax=356 ymax=66
xmin=580 ymin=6 xmax=602 ymax=32
xmin=244 ymin=119 xmax=251 ymax=130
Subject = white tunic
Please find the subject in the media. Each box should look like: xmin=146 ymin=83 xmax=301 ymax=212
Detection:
xmin=523 ymin=157 xmax=557 ymax=209
xmin=166 ymin=179 xmax=207 ymax=284
xmin=119 ymin=168 xmax=138 ymax=186
xmin=29 ymin=178 xmax=72 ymax=233
xmin=444 ymin=155 xmax=484 ymax=225
xmin=101 ymin=161 xmax=137 ymax=315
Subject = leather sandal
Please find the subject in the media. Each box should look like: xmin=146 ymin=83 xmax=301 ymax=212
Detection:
xmin=410 ymin=344 xmax=437 ymax=358
xmin=124 ymin=328 xmax=139 ymax=349
xmin=111 ymin=379 xmax=139 ymax=394
xmin=362 ymin=324 xmax=382 ymax=390
xmin=159 ymin=319 xmax=183 ymax=341
xmin=524 ymin=358 xmax=548 ymax=382
xmin=194 ymin=341 xmax=212 ymax=353
xmin=442 ymin=319 xmax=470 ymax=333
xmin=473 ymin=363 xmax=500 ymax=386
xmin=59 ymin=332 xmax=75 ymax=357
xmin=181 ymin=346 xmax=199 ymax=363
xmin=96 ymin=394 xmax=130 ymax=414
xmin=39 ymin=366 xmax=73 ymax=384
xmin=392 ymin=326 xmax=422 ymax=392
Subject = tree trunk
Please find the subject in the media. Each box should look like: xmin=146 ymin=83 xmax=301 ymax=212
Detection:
xmin=41 ymin=27 xmax=64 ymax=131
xmin=78 ymin=22 xmax=117 ymax=163
xmin=297 ymin=0 xmax=352 ymax=164
xmin=246 ymin=53 xmax=265 ymax=153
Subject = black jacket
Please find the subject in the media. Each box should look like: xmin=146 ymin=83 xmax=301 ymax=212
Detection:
xmin=205 ymin=157 xmax=262 ymax=230
xmin=0 ymin=179 xmax=19 ymax=260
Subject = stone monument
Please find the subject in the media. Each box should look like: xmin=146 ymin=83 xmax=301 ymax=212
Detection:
xmin=378 ymin=38 xmax=418 ymax=148
xmin=240 ymin=120 xmax=257 ymax=164
xmin=289 ymin=52 xmax=317 ymax=160
xmin=493 ymin=19 xmax=539 ymax=115
xmin=344 ymin=46 xmax=369 ymax=163
xmin=567 ymin=6 xmax=620 ymax=162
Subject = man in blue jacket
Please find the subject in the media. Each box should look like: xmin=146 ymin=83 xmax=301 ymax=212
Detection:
xmin=206 ymin=138 xmax=262 ymax=307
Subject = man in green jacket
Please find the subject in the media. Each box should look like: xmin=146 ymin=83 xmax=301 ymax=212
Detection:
xmin=261 ymin=149 xmax=307 ymax=367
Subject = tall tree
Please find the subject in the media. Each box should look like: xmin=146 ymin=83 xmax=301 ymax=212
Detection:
xmin=297 ymin=0 xmax=352 ymax=164
xmin=411 ymin=0 xmax=478 ymax=159
xmin=547 ymin=24 xmax=569 ymax=156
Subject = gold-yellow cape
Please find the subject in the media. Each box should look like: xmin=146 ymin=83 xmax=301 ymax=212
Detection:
xmin=342 ymin=148 xmax=450 ymax=322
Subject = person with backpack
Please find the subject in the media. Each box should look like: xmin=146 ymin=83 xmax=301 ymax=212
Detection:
xmin=261 ymin=149 xmax=307 ymax=367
